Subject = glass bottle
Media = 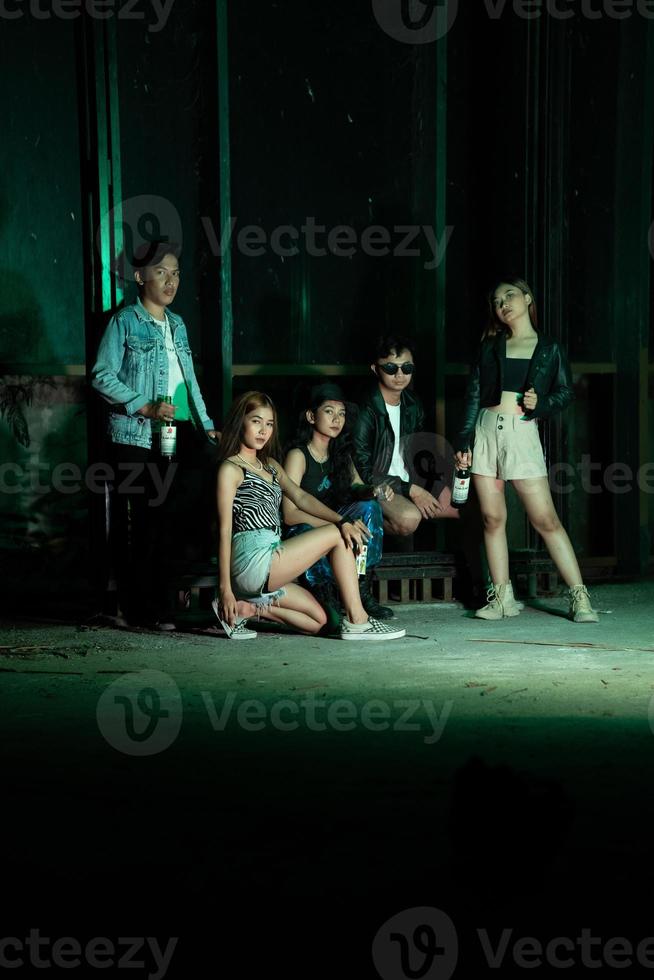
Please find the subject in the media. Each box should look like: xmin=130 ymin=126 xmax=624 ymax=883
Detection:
xmin=160 ymin=395 xmax=176 ymax=460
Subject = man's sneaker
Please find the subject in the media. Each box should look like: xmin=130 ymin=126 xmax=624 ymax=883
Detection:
xmin=475 ymin=582 xmax=522 ymax=620
xmin=211 ymin=598 xmax=257 ymax=639
xmin=339 ymin=617 xmax=406 ymax=641
xmin=568 ymin=585 xmax=599 ymax=623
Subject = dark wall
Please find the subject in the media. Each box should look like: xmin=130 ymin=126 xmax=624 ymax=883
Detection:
xmin=0 ymin=18 xmax=84 ymax=367
xmin=0 ymin=0 xmax=652 ymax=594
xmin=229 ymin=2 xmax=418 ymax=365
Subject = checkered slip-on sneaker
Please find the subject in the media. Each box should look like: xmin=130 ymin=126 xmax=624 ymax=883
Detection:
xmin=339 ymin=617 xmax=406 ymax=641
xmin=211 ymin=598 xmax=257 ymax=639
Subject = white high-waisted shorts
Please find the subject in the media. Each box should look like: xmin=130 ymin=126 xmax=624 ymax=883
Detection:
xmin=471 ymin=408 xmax=547 ymax=481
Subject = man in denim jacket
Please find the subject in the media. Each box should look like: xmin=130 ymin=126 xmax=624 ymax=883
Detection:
xmin=92 ymin=241 xmax=218 ymax=629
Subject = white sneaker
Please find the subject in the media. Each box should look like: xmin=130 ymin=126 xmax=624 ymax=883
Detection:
xmin=211 ymin=598 xmax=257 ymax=640
xmin=339 ymin=617 xmax=406 ymax=641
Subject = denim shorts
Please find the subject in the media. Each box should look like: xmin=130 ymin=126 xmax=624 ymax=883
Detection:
xmin=472 ymin=409 xmax=547 ymax=480
xmin=231 ymin=529 xmax=286 ymax=608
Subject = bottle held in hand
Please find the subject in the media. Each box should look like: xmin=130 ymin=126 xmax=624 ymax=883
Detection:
xmin=451 ymin=467 xmax=470 ymax=509
xmin=160 ymin=395 xmax=177 ymax=460
xmin=355 ymin=544 xmax=368 ymax=577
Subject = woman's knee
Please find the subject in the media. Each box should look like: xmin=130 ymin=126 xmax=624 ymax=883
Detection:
xmin=306 ymin=604 xmax=327 ymax=633
xmin=530 ymin=513 xmax=562 ymax=535
xmin=481 ymin=512 xmax=506 ymax=533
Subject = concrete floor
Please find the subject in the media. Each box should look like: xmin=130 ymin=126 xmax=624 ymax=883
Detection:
xmin=1 ymin=582 xmax=653 ymax=975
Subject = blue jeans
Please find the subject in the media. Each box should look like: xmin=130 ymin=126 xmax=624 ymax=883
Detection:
xmin=286 ymin=499 xmax=383 ymax=587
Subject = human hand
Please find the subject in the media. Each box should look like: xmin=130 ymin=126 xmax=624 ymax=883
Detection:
xmin=339 ymin=519 xmax=370 ymax=551
xmin=142 ymin=400 xmax=177 ymax=423
xmin=207 ymin=430 xmax=221 ymax=440
xmin=218 ymin=588 xmax=238 ymax=628
xmin=454 ymin=450 xmax=472 ymax=469
xmin=409 ymin=485 xmax=443 ymax=519
xmin=522 ymin=387 xmax=538 ymax=411
xmin=374 ymin=482 xmax=395 ymax=502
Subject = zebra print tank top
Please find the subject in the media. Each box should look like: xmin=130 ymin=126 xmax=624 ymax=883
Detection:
xmin=232 ymin=465 xmax=282 ymax=535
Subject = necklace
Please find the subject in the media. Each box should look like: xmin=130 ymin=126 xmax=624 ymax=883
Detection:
xmin=307 ymin=443 xmax=328 ymax=467
xmin=237 ymin=452 xmax=263 ymax=471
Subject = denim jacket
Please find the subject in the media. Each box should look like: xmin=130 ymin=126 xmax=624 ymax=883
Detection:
xmin=91 ymin=299 xmax=215 ymax=449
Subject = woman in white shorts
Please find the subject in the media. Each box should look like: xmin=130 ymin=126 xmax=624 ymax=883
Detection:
xmin=454 ymin=277 xmax=598 ymax=623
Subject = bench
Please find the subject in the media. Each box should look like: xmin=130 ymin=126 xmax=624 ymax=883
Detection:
xmin=373 ymin=551 xmax=457 ymax=604
xmin=508 ymin=549 xmax=558 ymax=597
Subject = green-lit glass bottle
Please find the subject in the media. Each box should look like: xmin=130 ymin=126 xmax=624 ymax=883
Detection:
xmin=160 ymin=395 xmax=176 ymax=460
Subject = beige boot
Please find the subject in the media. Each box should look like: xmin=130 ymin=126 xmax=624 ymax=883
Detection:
xmin=568 ymin=584 xmax=599 ymax=623
xmin=502 ymin=581 xmax=523 ymax=615
xmin=475 ymin=582 xmax=522 ymax=620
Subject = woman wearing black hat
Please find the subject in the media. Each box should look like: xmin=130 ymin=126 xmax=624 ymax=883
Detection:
xmin=283 ymin=383 xmax=395 ymax=626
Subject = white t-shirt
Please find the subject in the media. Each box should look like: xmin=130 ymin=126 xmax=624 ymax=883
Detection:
xmin=386 ymin=402 xmax=410 ymax=482
xmin=152 ymin=314 xmax=190 ymax=420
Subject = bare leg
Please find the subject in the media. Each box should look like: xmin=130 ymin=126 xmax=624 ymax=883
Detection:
xmin=266 ymin=526 xmax=368 ymax=624
xmin=473 ymin=474 xmax=509 ymax=582
xmin=257 ymin=583 xmax=327 ymax=634
xmin=380 ymin=495 xmax=421 ymax=536
xmin=511 ymin=477 xmax=584 ymax=587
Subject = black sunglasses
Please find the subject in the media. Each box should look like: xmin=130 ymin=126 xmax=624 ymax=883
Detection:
xmin=378 ymin=362 xmax=415 ymax=376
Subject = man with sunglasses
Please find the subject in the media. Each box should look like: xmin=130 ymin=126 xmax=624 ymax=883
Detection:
xmin=353 ymin=335 xmax=454 ymax=537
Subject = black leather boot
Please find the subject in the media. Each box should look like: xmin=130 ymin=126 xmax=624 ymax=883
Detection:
xmin=359 ymin=568 xmax=395 ymax=619
xmin=311 ymin=581 xmax=344 ymax=634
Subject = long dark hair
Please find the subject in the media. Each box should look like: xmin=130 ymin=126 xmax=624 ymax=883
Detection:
xmin=483 ymin=276 xmax=539 ymax=339
xmin=218 ymin=391 xmax=282 ymax=466
xmin=288 ymin=383 xmax=356 ymax=507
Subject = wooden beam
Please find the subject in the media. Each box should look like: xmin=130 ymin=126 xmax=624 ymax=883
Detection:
xmin=217 ymin=0 xmax=233 ymax=418
xmin=613 ymin=20 xmax=654 ymax=573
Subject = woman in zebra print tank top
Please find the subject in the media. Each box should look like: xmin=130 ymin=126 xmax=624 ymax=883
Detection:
xmin=214 ymin=391 xmax=406 ymax=642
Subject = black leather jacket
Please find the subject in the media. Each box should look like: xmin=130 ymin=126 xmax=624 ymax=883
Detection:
xmin=353 ymin=385 xmax=425 ymax=497
xmin=455 ymin=332 xmax=575 ymax=452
